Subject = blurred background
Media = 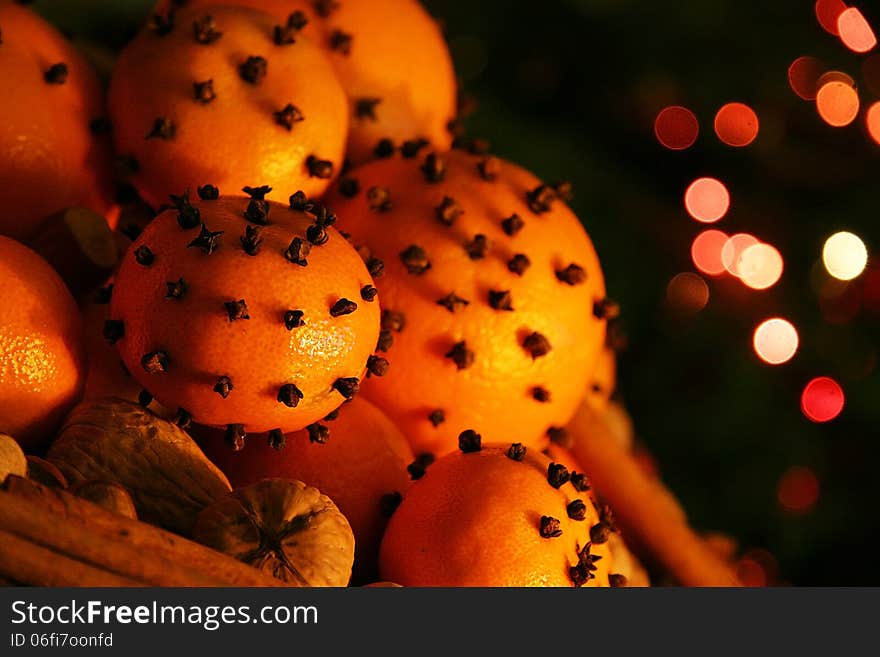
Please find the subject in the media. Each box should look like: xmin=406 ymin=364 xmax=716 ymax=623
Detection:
xmin=34 ymin=0 xmax=879 ymax=585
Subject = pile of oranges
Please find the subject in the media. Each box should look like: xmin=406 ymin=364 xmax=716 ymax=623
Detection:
xmin=0 ymin=0 xmax=644 ymax=587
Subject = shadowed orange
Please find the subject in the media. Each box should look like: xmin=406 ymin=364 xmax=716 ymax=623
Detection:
xmin=691 ymin=230 xmax=729 ymax=276
xmin=714 ymin=103 xmax=759 ymax=147
xmin=654 ymin=106 xmax=699 ymax=150
xmin=816 ymin=81 xmax=860 ymax=126
xmin=815 ymin=0 xmax=848 ymax=36
xmin=838 ymin=7 xmax=877 ymax=53
xmin=788 ymin=56 xmax=824 ymax=100
xmin=684 ymin=177 xmax=730 ymax=223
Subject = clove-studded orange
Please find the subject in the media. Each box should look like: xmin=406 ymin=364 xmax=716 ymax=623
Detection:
xmin=108 ymin=4 xmax=348 ymax=209
xmin=379 ymin=439 xmax=619 ymax=587
xmin=0 ymin=236 xmax=87 ymax=451
xmin=151 ymin=0 xmax=456 ymax=164
xmin=325 ymin=149 xmax=608 ymax=457
xmin=197 ymin=396 xmax=414 ymax=582
xmin=108 ymin=189 xmax=381 ymax=437
xmin=0 ymin=1 xmax=114 ymax=241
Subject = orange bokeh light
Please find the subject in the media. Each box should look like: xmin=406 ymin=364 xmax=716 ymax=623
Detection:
xmin=666 ymin=272 xmax=710 ymax=313
xmin=684 ymin=177 xmax=730 ymax=223
xmin=654 ymin=106 xmax=700 ymax=150
xmin=721 ymin=233 xmax=759 ymax=277
xmin=788 ymin=56 xmax=824 ymax=100
xmin=714 ymin=102 xmax=759 ymax=147
xmin=867 ymin=102 xmax=880 ymax=144
xmin=753 ymin=318 xmax=799 ymax=365
xmin=739 ymin=243 xmax=784 ymax=289
xmin=691 ymin=230 xmax=729 ymax=276
xmin=777 ymin=466 xmax=820 ymax=514
xmin=816 ymin=81 xmax=860 ymax=127
xmin=838 ymin=8 xmax=877 ymax=53
xmin=801 ymin=377 xmax=845 ymax=422
xmin=815 ymin=0 xmax=848 ymax=36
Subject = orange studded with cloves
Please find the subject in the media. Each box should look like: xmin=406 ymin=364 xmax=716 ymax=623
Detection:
xmin=108 ymin=4 xmax=348 ymax=209
xmin=378 ymin=439 xmax=619 ymax=587
xmin=325 ymin=149 xmax=608 ymax=457
xmin=108 ymin=189 xmax=380 ymax=437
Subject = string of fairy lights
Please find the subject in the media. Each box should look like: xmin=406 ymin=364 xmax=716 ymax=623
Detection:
xmin=648 ymin=2 xmax=874 ymax=577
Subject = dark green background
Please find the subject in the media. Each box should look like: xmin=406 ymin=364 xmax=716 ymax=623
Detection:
xmin=31 ymin=0 xmax=880 ymax=585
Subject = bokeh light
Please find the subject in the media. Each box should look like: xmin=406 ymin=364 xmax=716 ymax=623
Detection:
xmin=823 ymin=231 xmax=868 ymax=280
xmin=684 ymin=177 xmax=730 ymax=223
xmin=815 ymin=0 xmax=848 ymax=36
xmin=691 ymin=229 xmax=729 ymax=276
xmin=838 ymin=8 xmax=877 ymax=53
xmin=777 ymin=466 xmax=820 ymax=514
xmin=867 ymin=102 xmax=880 ymax=145
xmin=721 ymin=233 xmax=760 ymax=277
xmin=753 ymin=318 xmax=799 ymax=365
xmin=739 ymin=243 xmax=784 ymax=289
xmin=714 ymin=102 xmax=759 ymax=146
xmin=788 ymin=56 xmax=824 ymax=100
xmin=801 ymin=377 xmax=845 ymax=422
xmin=666 ymin=272 xmax=710 ymax=313
xmin=816 ymin=81 xmax=860 ymax=127
xmin=654 ymin=106 xmax=700 ymax=150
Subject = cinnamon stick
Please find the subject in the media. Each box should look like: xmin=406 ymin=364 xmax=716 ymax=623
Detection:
xmin=0 ymin=476 xmax=286 ymax=587
xmin=566 ymin=402 xmax=742 ymax=587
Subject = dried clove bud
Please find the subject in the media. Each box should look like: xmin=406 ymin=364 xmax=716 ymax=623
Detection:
xmin=567 ymin=499 xmax=587 ymax=521
xmin=428 ymin=409 xmax=445 ymax=427
xmin=44 ymin=63 xmax=68 ymax=84
xmin=165 ymin=278 xmax=187 ymax=299
xmin=338 ymin=177 xmax=360 ymax=198
xmin=547 ymin=462 xmax=570 ymax=489
xmin=224 ymin=299 xmax=250 ymax=321
xmin=556 ymin=264 xmax=587 ymax=286
xmin=284 ymin=237 xmax=310 ymax=265
xmin=609 ymin=573 xmax=628 ymax=588
xmin=373 ymin=138 xmax=395 ymax=158
xmin=506 ymin=442 xmax=527 ymax=461
xmin=307 ymin=423 xmax=330 ymax=444
xmin=501 ymin=213 xmax=524 ymax=236
xmin=526 ymin=184 xmax=556 ymax=214
xmin=458 ymin=429 xmax=482 ymax=453
xmin=239 ymin=56 xmax=267 ymax=84
xmin=539 ymin=516 xmax=563 ymax=538
xmin=380 ymin=491 xmax=402 ymax=518
xmin=420 ymin=153 xmax=446 ymax=182
xmin=149 ymin=12 xmax=174 ymax=36
xmin=366 ymin=355 xmax=389 ymax=377
xmin=146 ymin=117 xmax=175 ymax=140
xmin=332 ymin=377 xmax=360 ymax=399
xmin=187 ymin=223 xmax=224 ymax=255
xmin=507 ymin=253 xmax=531 ymax=276
xmin=306 ymin=155 xmax=334 ymax=179
xmin=134 ymin=245 xmax=154 ymax=266
xmin=330 ymin=298 xmax=357 ymax=317
xmin=401 ymin=138 xmax=429 ymax=158
xmin=435 ymin=196 xmax=463 ymax=226
xmin=570 ymin=471 xmax=591 ymax=492
xmin=381 ymin=309 xmax=405 ymax=332
xmin=277 ymin=383 xmax=304 ymax=407
xmin=193 ymin=15 xmax=222 ymax=44
xmin=522 ymin=332 xmax=552 ymax=359
xmin=274 ymin=103 xmax=304 ymax=130
xmin=306 ymin=224 xmax=328 ymax=246
xmin=355 ymin=97 xmax=381 ymax=121
xmin=488 ymin=290 xmax=514 ymax=311
xmin=197 ymin=184 xmax=219 ymax=200
xmin=532 ymin=386 xmax=551 ymax=403
xmin=399 ymin=245 xmax=431 ymax=275
xmin=312 ymin=0 xmax=340 ymax=17
xmin=213 ymin=376 xmax=233 ymax=399
xmin=141 ymin=350 xmax=169 ymax=374
xmin=329 ymin=29 xmax=353 ymax=55
xmin=464 ymin=234 xmax=489 ymax=259
xmin=590 ymin=522 xmax=611 ymax=545
xmin=170 ymin=190 xmax=201 ymax=228
xmin=593 ymin=297 xmax=621 ymax=321
xmin=477 ymin=156 xmax=500 ymax=181
xmin=273 ymin=10 xmax=308 ymax=44
xmin=240 ymin=225 xmax=263 ymax=255
xmin=445 ymin=341 xmax=474 ymax=370
xmin=289 ymin=190 xmax=311 ymax=211
xmin=225 ymin=424 xmax=246 ymax=451
xmin=547 ymin=426 xmax=570 ymax=447
xmin=367 ymin=186 xmax=392 ymax=211
xmin=376 ymin=329 xmax=394 ymax=352
xmin=284 ymin=310 xmax=305 ymax=330
xmin=360 ymin=285 xmax=378 ymax=302
xmin=174 ymin=407 xmax=192 ymax=429
xmin=436 ymin=292 xmax=469 ymax=313
xmin=268 ymin=429 xmax=286 ymax=450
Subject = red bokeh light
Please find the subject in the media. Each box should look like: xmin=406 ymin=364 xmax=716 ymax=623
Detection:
xmin=815 ymin=0 xmax=848 ymax=36
xmin=714 ymin=102 xmax=760 ymax=147
xmin=691 ymin=230 xmax=729 ymax=276
xmin=654 ymin=106 xmax=700 ymax=150
xmin=801 ymin=377 xmax=845 ymax=422
xmin=788 ymin=56 xmax=824 ymax=100
xmin=777 ymin=466 xmax=820 ymax=514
